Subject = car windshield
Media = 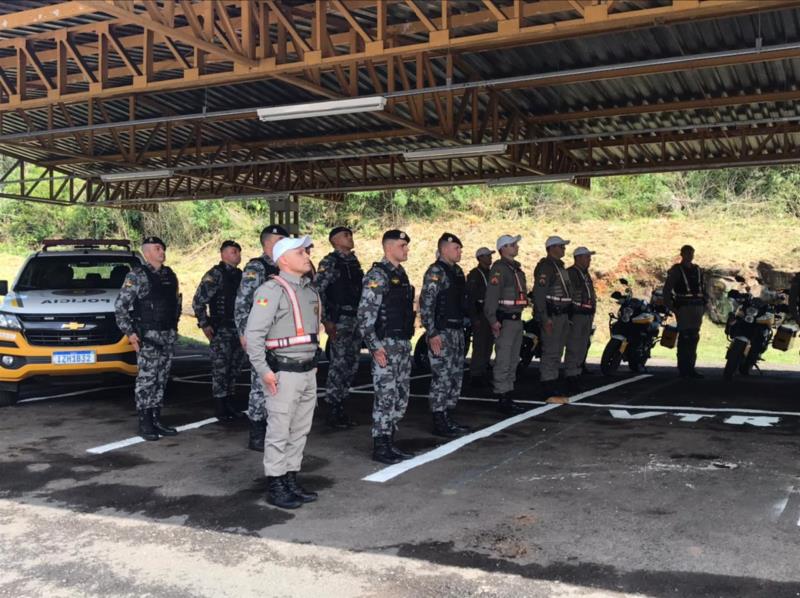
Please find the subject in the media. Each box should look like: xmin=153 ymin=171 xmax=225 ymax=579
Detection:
xmin=14 ymin=255 xmax=140 ymax=291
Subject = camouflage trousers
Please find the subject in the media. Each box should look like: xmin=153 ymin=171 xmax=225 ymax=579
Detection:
xmin=247 ymin=364 xmax=267 ymax=422
xmin=428 ymin=328 xmax=465 ymax=412
xmin=324 ymin=316 xmax=362 ymax=407
xmin=371 ymin=338 xmax=412 ymax=438
xmin=135 ymin=329 xmax=176 ymax=410
xmin=209 ymin=326 xmax=245 ymax=399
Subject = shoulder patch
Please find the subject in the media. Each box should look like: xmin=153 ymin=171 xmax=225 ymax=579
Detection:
xmin=490 ymin=275 xmax=500 ymax=285
xmin=245 ymin=271 xmax=257 ymax=279
xmin=255 ymin=297 xmax=269 ymax=307
xmin=430 ymin=275 xmax=440 ymax=282
xmin=202 ymin=275 xmax=215 ymax=283
xmin=124 ymin=279 xmax=134 ymax=288
xmin=317 ymin=266 xmax=326 ymax=273
xmin=367 ymin=280 xmax=381 ymax=289
xmin=539 ymin=275 xmax=547 ymax=285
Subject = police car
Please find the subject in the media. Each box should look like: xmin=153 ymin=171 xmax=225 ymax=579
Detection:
xmin=0 ymin=239 xmax=144 ymax=405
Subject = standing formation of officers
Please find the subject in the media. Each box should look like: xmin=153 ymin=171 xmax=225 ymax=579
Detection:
xmin=116 ymin=225 xmax=729 ymax=510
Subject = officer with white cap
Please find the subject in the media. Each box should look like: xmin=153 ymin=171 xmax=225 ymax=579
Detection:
xmin=565 ymin=246 xmax=597 ymax=392
xmin=245 ymin=235 xmax=321 ymax=510
xmin=466 ymin=246 xmax=495 ymax=387
xmin=483 ymin=235 xmax=528 ymax=414
xmin=533 ymin=235 xmax=574 ymax=402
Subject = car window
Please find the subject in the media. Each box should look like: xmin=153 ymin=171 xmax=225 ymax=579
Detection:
xmin=14 ymin=256 xmax=140 ymax=291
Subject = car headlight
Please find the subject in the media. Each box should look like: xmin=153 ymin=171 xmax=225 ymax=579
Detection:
xmin=0 ymin=312 xmax=21 ymax=330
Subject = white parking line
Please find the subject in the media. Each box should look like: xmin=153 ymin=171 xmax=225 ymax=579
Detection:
xmin=362 ymin=374 xmax=652 ymax=483
xmin=87 ymin=417 xmax=220 ymax=454
xmin=17 ymin=385 xmax=133 ymax=404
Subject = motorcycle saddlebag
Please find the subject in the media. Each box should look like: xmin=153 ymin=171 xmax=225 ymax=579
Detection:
xmin=772 ymin=324 xmax=798 ymax=352
xmin=660 ymin=324 xmax=679 ymax=349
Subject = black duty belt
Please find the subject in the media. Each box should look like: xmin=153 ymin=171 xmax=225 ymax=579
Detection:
xmin=546 ymin=304 xmax=571 ymax=316
xmin=266 ymin=351 xmax=319 ymax=373
xmin=496 ymin=310 xmax=522 ymax=322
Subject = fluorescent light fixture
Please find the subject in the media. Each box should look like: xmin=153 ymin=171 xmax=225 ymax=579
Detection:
xmin=100 ymin=169 xmax=174 ymax=183
xmin=402 ymin=143 xmax=508 ymax=161
xmin=257 ymin=97 xmax=387 ymax=122
xmin=220 ymin=192 xmax=291 ymax=202
xmin=487 ymin=173 xmax=576 ymax=187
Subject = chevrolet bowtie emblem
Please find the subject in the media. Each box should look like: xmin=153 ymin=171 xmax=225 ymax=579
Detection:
xmin=61 ymin=322 xmax=85 ymax=331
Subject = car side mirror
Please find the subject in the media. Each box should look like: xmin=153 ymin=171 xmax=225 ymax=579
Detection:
xmin=611 ymin=291 xmax=623 ymax=300
xmin=0 ymin=280 xmax=7 ymax=296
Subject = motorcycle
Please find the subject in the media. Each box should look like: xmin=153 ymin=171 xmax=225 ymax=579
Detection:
xmin=600 ymin=279 xmax=670 ymax=376
xmin=723 ymin=276 xmax=791 ymax=380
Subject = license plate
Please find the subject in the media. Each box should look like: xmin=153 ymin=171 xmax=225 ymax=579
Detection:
xmin=52 ymin=351 xmax=96 ymax=365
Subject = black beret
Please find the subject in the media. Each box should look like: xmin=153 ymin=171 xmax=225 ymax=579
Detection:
xmin=438 ymin=232 xmax=462 ymax=247
xmin=382 ymin=229 xmax=410 ymax=243
xmin=261 ymin=225 xmax=290 ymax=237
xmin=220 ymin=239 xmax=241 ymax=252
xmin=142 ymin=236 xmax=166 ymax=249
xmin=328 ymin=226 xmax=353 ymax=241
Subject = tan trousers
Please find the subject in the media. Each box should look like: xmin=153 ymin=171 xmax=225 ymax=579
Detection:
xmin=492 ymin=318 xmax=523 ymax=394
xmin=565 ymin=313 xmax=593 ymax=377
xmin=540 ymin=313 xmax=570 ymax=382
xmin=263 ymin=369 xmax=317 ymax=477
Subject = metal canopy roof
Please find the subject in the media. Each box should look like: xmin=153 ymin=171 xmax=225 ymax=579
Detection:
xmin=0 ymin=0 xmax=799 ymax=209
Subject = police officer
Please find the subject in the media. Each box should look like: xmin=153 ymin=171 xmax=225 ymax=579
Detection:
xmin=466 ymin=247 xmax=495 ymax=387
xmin=115 ymin=236 xmax=181 ymax=441
xmin=235 ymin=225 xmax=288 ymax=451
xmin=245 ymin=236 xmax=321 ymax=510
xmin=192 ymin=240 xmax=244 ymax=422
xmin=420 ymin=233 xmax=471 ymax=438
xmin=533 ymin=236 xmax=574 ymax=402
xmin=565 ymin=246 xmax=597 ymax=393
xmin=484 ymin=234 xmax=528 ymax=415
xmin=663 ymin=245 xmax=707 ymax=378
xmin=358 ymin=230 xmax=415 ymax=464
xmin=314 ymin=226 xmax=362 ymax=429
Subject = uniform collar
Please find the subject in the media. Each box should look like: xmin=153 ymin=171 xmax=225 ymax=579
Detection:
xmin=279 ymin=271 xmax=307 ymax=286
xmin=262 ymin=252 xmax=275 ymax=265
xmin=500 ymin=256 xmax=519 ymax=268
xmin=218 ymin=261 xmax=236 ymax=271
xmin=548 ymin=257 xmax=565 ymax=268
xmin=145 ymin=262 xmax=163 ymax=273
xmin=334 ymin=249 xmax=355 ymax=259
xmin=381 ymin=257 xmax=403 ymax=271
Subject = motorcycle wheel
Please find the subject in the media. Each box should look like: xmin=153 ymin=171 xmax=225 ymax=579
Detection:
xmin=724 ymin=338 xmax=748 ymax=381
xmin=518 ymin=338 xmax=535 ymax=372
xmin=739 ymin=350 xmax=758 ymax=376
xmin=601 ymin=338 xmax=624 ymax=376
xmin=413 ymin=335 xmax=431 ymax=373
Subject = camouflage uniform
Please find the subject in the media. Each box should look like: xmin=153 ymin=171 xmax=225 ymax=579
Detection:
xmin=234 ymin=253 xmax=278 ymax=421
xmin=314 ymin=250 xmax=363 ymax=408
xmin=192 ymin=262 xmax=245 ymax=401
xmin=420 ymin=260 xmax=465 ymax=412
xmin=114 ymin=264 xmax=181 ymax=410
xmin=358 ymin=257 xmax=414 ymax=438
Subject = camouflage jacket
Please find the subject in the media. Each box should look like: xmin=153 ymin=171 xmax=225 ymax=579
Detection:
xmin=233 ymin=253 xmax=276 ymax=336
xmin=357 ymin=257 xmax=408 ymax=352
xmin=192 ymin=262 xmax=242 ymax=329
xmin=114 ymin=263 xmax=181 ymax=336
xmin=419 ymin=260 xmax=464 ymax=338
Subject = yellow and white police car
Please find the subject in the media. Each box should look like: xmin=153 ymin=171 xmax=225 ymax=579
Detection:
xmin=0 ymin=239 xmax=143 ymax=405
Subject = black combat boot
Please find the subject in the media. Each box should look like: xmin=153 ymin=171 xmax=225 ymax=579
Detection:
xmin=389 ymin=431 xmax=415 ymax=460
xmin=326 ymin=403 xmax=358 ymax=429
xmin=214 ymin=397 xmax=236 ymax=423
xmin=266 ymin=475 xmax=303 ymax=509
xmin=445 ymin=410 xmax=471 ymax=434
xmin=224 ymin=394 xmax=242 ymax=419
xmin=565 ymin=376 xmax=582 ymax=396
xmin=248 ymin=418 xmax=266 ymax=451
xmin=496 ymin=393 xmax=525 ymax=415
xmin=372 ymin=435 xmax=402 ymax=464
xmin=285 ymin=471 xmax=318 ymax=503
xmin=432 ymin=411 xmax=459 ymax=438
xmin=151 ymin=407 xmax=178 ymax=436
xmin=137 ymin=409 xmax=159 ymax=441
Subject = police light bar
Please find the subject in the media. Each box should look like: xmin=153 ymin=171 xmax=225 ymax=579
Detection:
xmin=402 ymin=143 xmax=508 ymax=161
xmin=256 ymin=97 xmax=387 ymax=122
